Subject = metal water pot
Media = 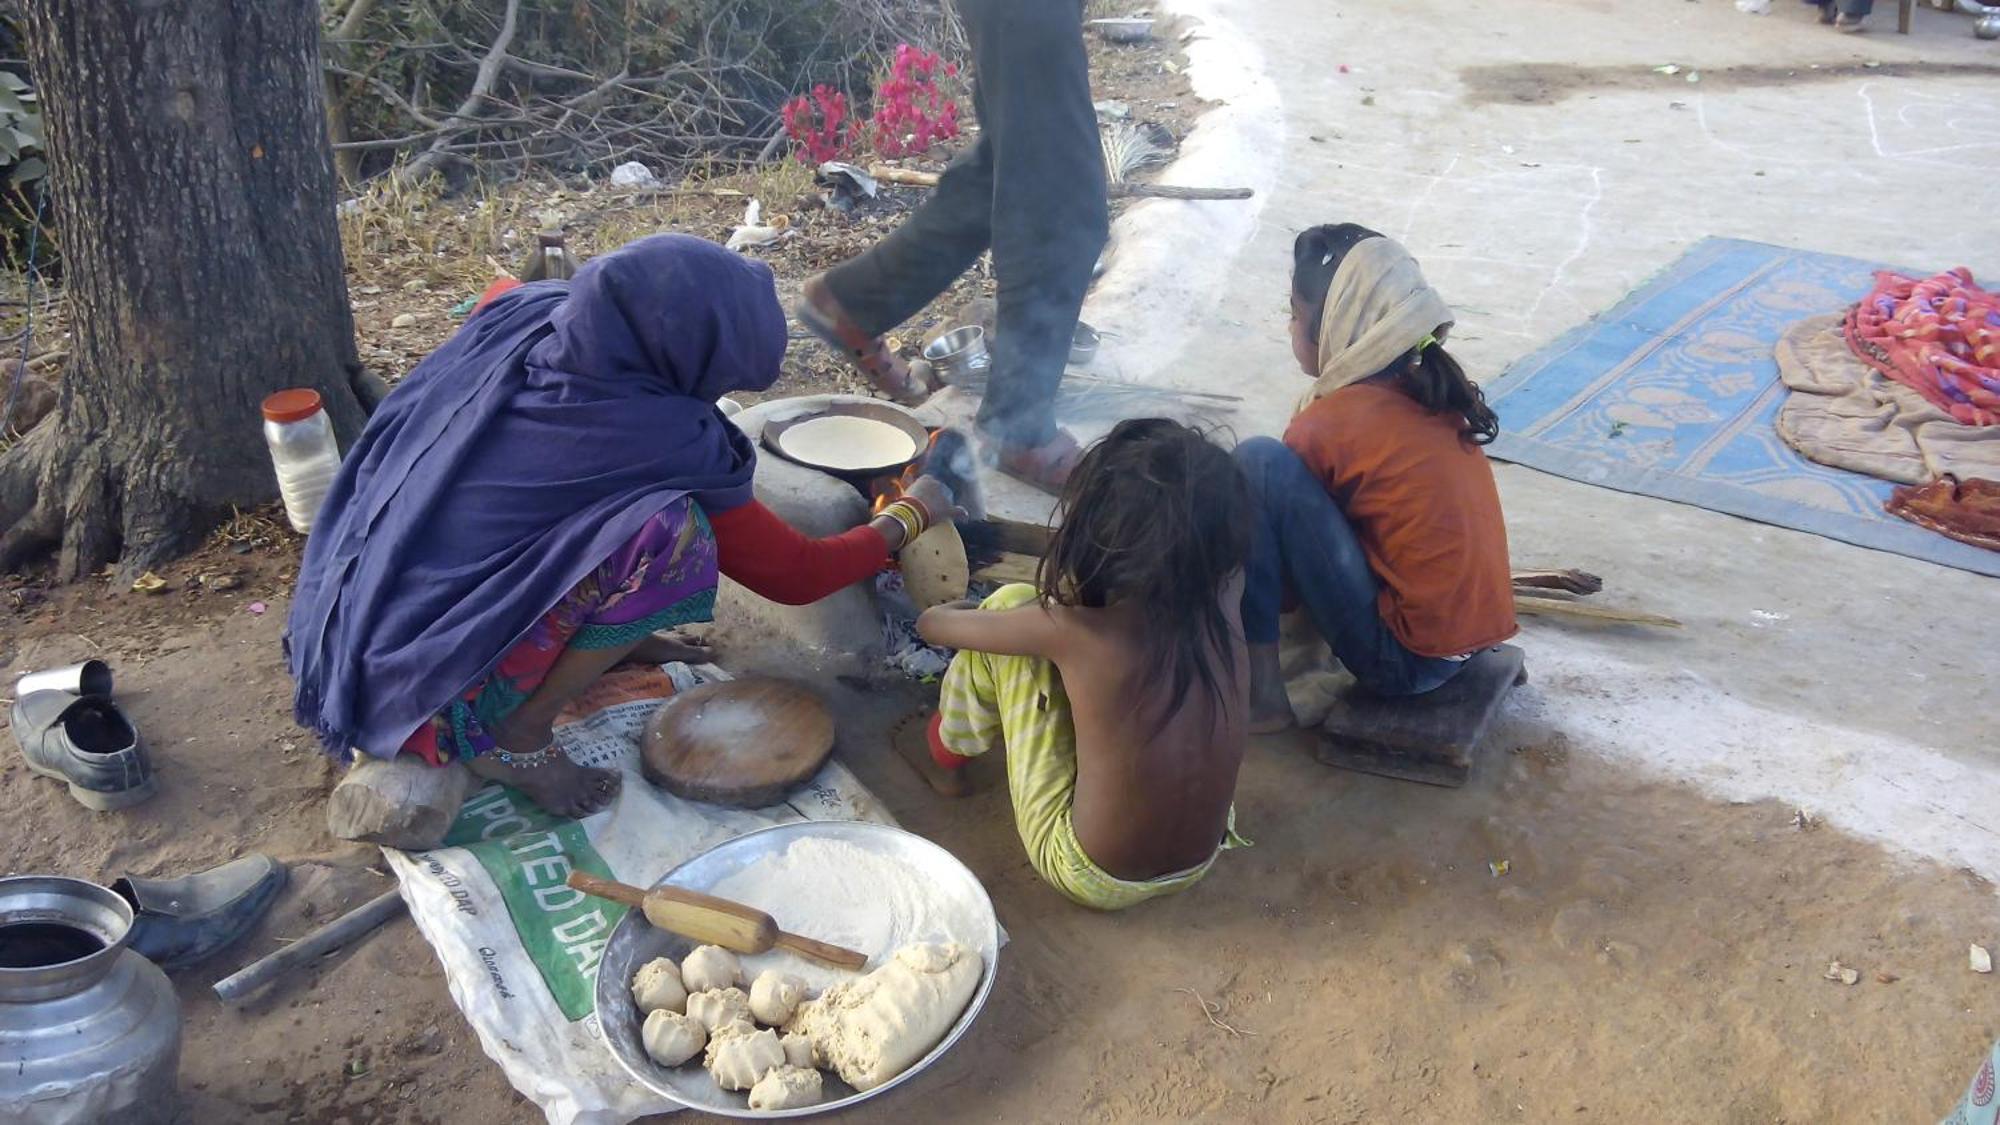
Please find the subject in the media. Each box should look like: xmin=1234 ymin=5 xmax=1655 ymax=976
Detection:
xmin=0 ymin=877 xmax=180 ymax=1124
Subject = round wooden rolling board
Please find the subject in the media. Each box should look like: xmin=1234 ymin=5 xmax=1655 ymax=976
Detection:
xmin=640 ymin=678 xmax=835 ymax=808
xmin=900 ymin=520 xmax=970 ymax=609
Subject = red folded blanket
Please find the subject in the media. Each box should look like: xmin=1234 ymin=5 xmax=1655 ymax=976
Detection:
xmin=1844 ymin=267 xmax=2000 ymax=426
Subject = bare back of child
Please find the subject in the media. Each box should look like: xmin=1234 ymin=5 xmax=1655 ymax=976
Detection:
xmin=917 ymin=419 xmax=1253 ymax=905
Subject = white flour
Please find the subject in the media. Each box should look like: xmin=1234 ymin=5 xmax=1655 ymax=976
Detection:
xmin=708 ymin=837 xmax=987 ymax=993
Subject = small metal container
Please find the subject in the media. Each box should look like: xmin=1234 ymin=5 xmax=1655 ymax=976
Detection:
xmin=921 ymin=326 xmax=991 ymax=389
xmin=1068 ymin=322 xmax=1101 ymax=367
xmin=16 ymin=660 xmax=113 ymax=699
xmin=1089 ymin=17 xmax=1155 ymax=42
xmin=1977 ymin=11 xmax=2000 ymax=38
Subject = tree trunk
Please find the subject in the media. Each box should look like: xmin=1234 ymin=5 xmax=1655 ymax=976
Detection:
xmin=2 ymin=0 xmax=363 ymax=579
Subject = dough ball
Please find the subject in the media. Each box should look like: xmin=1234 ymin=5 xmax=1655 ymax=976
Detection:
xmin=789 ymin=941 xmax=983 ymax=1091
xmin=749 ymin=971 xmax=808 ymax=1027
xmin=685 ymin=987 xmax=752 ymax=1034
xmin=704 ymin=1026 xmax=786 ymax=1092
xmin=748 ymin=1065 xmax=823 ymax=1111
xmin=640 ymin=1009 xmax=706 ymax=1068
xmin=630 ymin=957 xmax=687 ymax=1015
xmin=681 ymin=944 xmax=742 ymax=993
xmin=779 ymin=1031 xmax=816 ymax=1070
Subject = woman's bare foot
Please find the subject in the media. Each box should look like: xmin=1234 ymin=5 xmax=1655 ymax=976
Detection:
xmin=1248 ymin=643 xmax=1297 ymax=734
xmin=890 ymin=710 xmax=972 ymax=798
xmin=470 ymin=720 xmax=622 ymax=818
xmin=627 ymin=630 xmax=714 ymax=667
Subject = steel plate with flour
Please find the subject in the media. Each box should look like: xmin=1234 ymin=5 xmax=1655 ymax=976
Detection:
xmin=595 ymin=822 xmax=999 ymax=1117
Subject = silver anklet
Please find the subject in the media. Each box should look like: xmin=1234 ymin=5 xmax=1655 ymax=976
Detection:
xmin=494 ymin=743 xmax=558 ymax=769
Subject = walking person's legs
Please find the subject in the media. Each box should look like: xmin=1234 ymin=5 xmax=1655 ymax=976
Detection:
xmin=804 ymin=0 xmax=1104 ymax=489
xmin=961 ymin=0 xmax=1108 ymax=482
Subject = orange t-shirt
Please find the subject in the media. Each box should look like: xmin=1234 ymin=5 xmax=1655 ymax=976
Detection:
xmin=1282 ymin=382 xmax=1517 ymax=658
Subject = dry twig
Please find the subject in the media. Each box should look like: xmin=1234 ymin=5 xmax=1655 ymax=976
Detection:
xmin=1174 ymin=988 xmax=1256 ymax=1037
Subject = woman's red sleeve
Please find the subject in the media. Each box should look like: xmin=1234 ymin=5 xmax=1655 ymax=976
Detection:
xmin=707 ymin=500 xmax=890 ymax=606
xmin=473 ymin=276 xmax=523 ymax=313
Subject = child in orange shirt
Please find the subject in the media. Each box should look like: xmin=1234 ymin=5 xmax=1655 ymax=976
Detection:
xmin=1238 ymin=223 xmax=1516 ymax=731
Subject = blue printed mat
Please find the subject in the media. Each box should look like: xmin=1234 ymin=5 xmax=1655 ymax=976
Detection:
xmin=1485 ymin=237 xmax=2000 ymax=578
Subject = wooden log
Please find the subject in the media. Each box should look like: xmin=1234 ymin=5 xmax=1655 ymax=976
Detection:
xmin=1109 ymin=183 xmax=1254 ymax=201
xmin=326 ymin=755 xmax=473 ymax=851
xmin=867 ymin=164 xmax=1254 ymax=202
xmin=1510 ymin=568 xmax=1604 ymax=596
xmin=1513 ymin=594 xmax=1681 ymax=629
xmin=958 ymin=514 xmax=1053 ymax=558
xmin=972 ymin=550 xmax=1042 ymax=586
xmin=867 ymin=164 xmax=940 ymax=187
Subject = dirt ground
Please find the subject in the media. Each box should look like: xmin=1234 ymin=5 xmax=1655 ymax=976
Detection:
xmin=4 ymin=561 xmax=1997 ymax=1123
xmin=5 ymin=11 xmax=1999 ymax=1125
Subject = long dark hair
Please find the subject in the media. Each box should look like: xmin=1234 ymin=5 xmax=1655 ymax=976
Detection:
xmin=1036 ymin=419 xmax=1251 ymax=731
xmin=1292 ymin=223 xmax=1500 ymax=445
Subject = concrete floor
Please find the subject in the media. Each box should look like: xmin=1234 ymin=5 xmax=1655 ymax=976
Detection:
xmin=1057 ymin=0 xmax=2000 ymax=878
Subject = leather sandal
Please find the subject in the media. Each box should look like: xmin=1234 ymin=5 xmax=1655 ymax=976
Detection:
xmin=796 ymin=277 xmax=935 ymax=405
xmin=9 ymin=690 xmax=156 ymax=810
xmin=993 ymin=429 xmax=1087 ymax=495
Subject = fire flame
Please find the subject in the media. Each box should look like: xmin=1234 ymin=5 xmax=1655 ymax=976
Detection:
xmin=871 ymin=428 xmax=944 ymax=514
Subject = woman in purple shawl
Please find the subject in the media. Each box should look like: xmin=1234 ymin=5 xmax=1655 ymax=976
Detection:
xmin=287 ymin=235 xmax=951 ymax=816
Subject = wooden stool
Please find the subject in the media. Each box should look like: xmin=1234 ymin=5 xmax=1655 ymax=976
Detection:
xmin=1315 ymin=645 xmax=1527 ymax=788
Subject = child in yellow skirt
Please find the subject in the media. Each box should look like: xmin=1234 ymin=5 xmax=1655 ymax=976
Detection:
xmin=914 ymin=419 xmax=1252 ymax=910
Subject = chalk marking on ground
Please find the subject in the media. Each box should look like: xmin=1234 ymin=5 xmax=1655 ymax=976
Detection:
xmin=1501 ymin=630 xmax=2000 ymax=889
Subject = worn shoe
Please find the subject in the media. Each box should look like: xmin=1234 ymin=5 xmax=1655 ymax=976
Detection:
xmin=113 ymin=854 xmax=288 ymax=972
xmin=796 ymin=277 xmax=934 ymax=405
xmin=1835 ymin=12 xmax=1867 ymax=30
xmin=1817 ymin=2 xmax=1838 ymax=23
xmin=9 ymin=690 xmax=156 ymax=810
xmin=991 ymin=429 xmax=1087 ymax=494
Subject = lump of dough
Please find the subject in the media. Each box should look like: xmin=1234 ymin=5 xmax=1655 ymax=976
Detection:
xmin=779 ymin=1031 xmax=815 ymax=1070
xmin=748 ymin=1065 xmax=823 ymax=1111
xmin=749 ymin=971 xmax=808 ymax=1027
xmin=681 ymin=945 xmax=742 ymax=993
xmin=789 ymin=941 xmax=982 ymax=1091
xmin=630 ymin=957 xmax=688 ymax=1015
xmin=704 ymin=1025 xmax=786 ymax=1092
xmin=685 ymin=987 xmax=752 ymax=1034
xmin=641 ymin=1009 xmax=707 ymax=1068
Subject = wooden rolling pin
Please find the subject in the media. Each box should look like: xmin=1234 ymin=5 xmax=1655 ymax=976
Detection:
xmin=568 ymin=872 xmax=867 ymax=971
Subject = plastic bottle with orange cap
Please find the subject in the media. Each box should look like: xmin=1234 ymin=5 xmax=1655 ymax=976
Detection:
xmin=261 ymin=389 xmax=343 ymax=534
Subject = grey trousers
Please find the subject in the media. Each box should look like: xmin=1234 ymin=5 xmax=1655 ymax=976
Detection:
xmin=822 ymin=0 xmax=1108 ymax=447
xmin=1815 ymin=0 xmax=1874 ymax=16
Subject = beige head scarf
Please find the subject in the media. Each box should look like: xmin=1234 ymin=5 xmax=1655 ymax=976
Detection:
xmin=1296 ymin=235 xmax=1453 ymax=412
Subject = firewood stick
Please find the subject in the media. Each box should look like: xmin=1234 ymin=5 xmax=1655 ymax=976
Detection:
xmin=866 ymin=165 xmax=1253 ymax=201
xmin=1108 ymin=183 xmax=1253 ymax=201
xmin=1513 ymin=594 xmax=1680 ymax=629
xmin=1510 ymin=569 xmax=1604 ymax=596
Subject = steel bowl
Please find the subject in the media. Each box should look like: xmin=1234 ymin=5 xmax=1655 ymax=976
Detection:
xmin=1977 ymin=11 xmax=2000 ymax=37
xmin=1068 ymin=322 xmax=1100 ymax=367
xmin=1089 ymin=17 xmax=1155 ymax=43
xmin=921 ymin=325 xmax=990 ymax=389
xmin=594 ymin=821 xmax=1000 ymax=1118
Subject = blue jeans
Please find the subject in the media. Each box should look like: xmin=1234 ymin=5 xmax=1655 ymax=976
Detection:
xmin=1234 ymin=437 xmax=1462 ymax=697
xmin=1813 ymin=0 xmax=1872 ymax=16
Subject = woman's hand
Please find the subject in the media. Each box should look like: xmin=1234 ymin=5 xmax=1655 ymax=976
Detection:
xmin=901 ymin=475 xmax=964 ymax=524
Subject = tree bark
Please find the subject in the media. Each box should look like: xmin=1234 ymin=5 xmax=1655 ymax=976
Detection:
xmin=3 ymin=0 xmax=363 ymax=579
